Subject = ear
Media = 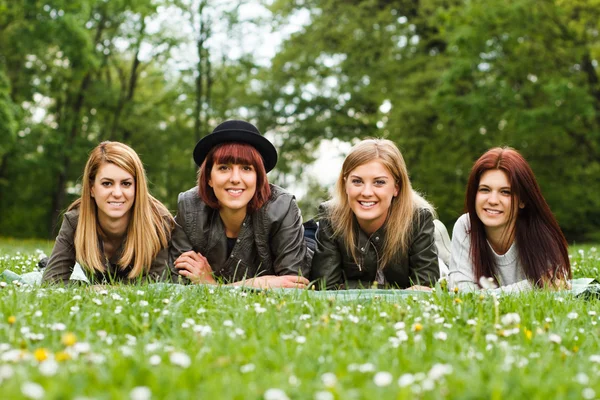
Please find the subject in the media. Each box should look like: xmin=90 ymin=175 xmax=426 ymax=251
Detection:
xmin=91 ymin=186 xmax=95 ymax=198
xmin=393 ymin=183 xmax=399 ymax=197
xmin=208 ymin=179 xmax=213 ymax=188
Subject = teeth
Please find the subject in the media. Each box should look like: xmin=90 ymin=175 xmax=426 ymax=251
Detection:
xmin=485 ymin=209 xmax=501 ymax=214
xmin=360 ymin=202 xmax=375 ymax=207
xmin=228 ymin=189 xmax=242 ymax=194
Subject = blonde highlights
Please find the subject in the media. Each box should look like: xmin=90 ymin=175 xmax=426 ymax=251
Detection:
xmin=329 ymin=139 xmax=434 ymax=269
xmin=72 ymin=141 xmax=173 ymax=278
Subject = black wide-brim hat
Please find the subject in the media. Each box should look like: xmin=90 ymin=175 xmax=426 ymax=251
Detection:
xmin=193 ymin=120 xmax=278 ymax=172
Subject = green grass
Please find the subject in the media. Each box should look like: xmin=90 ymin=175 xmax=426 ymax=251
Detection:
xmin=0 ymin=241 xmax=600 ymax=399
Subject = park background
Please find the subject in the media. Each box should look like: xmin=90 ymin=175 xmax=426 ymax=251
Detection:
xmin=1 ymin=0 xmax=600 ymax=242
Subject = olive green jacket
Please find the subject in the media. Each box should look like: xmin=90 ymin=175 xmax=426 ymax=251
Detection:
xmin=169 ymin=184 xmax=312 ymax=283
xmin=42 ymin=209 xmax=172 ymax=285
xmin=310 ymin=203 xmax=439 ymax=290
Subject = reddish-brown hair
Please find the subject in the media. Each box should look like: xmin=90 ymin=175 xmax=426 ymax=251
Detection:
xmin=198 ymin=142 xmax=271 ymax=212
xmin=465 ymin=147 xmax=571 ymax=287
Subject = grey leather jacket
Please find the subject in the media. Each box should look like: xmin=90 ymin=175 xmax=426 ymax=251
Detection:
xmin=42 ymin=209 xmax=172 ymax=285
xmin=169 ymin=184 xmax=312 ymax=283
xmin=310 ymin=203 xmax=439 ymax=289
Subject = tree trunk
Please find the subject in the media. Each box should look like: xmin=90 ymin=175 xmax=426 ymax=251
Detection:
xmin=48 ymin=12 xmax=107 ymax=237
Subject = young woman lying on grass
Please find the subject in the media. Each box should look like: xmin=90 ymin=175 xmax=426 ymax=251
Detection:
xmin=43 ymin=141 xmax=174 ymax=285
xmin=169 ymin=120 xmax=312 ymax=289
xmin=448 ymin=147 xmax=571 ymax=292
xmin=310 ymin=139 xmax=441 ymax=290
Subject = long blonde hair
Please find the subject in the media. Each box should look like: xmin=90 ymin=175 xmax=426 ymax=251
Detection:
xmin=329 ymin=139 xmax=434 ymax=269
xmin=71 ymin=141 xmax=174 ymax=278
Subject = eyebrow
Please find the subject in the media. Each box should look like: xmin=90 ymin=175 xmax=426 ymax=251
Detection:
xmin=99 ymin=177 xmax=133 ymax=181
xmin=479 ymin=184 xmax=510 ymax=189
xmin=349 ymin=175 xmax=390 ymax=180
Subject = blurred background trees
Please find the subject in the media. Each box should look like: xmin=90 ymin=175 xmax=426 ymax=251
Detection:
xmin=1 ymin=0 xmax=599 ymax=241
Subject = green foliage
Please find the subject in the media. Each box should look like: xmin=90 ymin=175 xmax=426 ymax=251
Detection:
xmin=2 ymin=0 xmax=600 ymax=240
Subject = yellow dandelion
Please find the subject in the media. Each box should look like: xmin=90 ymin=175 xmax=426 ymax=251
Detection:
xmin=34 ymin=348 xmax=49 ymax=362
xmin=573 ymin=346 xmax=579 ymax=353
xmin=454 ymin=298 xmax=462 ymax=304
xmin=61 ymin=332 xmax=77 ymax=347
xmin=524 ymin=329 xmax=532 ymax=340
xmin=55 ymin=351 xmax=71 ymax=362
xmin=453 ymin=287 xmax=459 ymax=294
xmin=413 ymin=323 xmax=423 ymax=332
xmin=8 ymin=315 xmax=16 ymax=325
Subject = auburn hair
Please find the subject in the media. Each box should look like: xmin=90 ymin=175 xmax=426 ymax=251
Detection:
xmin=465 ymin=147 xmax=571 ymax=287
xmin=198 ymin=142 xmax=271 ymax=212
xmin=72 ymin=141 xmax=174 ymax=278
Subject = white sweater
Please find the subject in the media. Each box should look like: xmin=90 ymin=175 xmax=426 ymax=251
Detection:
xmin=448 ymin=214 xmax=532 ymax=293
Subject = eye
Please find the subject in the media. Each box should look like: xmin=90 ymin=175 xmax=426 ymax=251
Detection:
xmin=374 ymin=180 xmax=387 ymax=186
xmin=101 ymin=182 xmax=112 ymax=187
xmin=122 ymin=181 xmax=133 ymax=187
xmin=351 ymin=179 xmax=363 ymax=185
xmin=242 ymin=165 xmax=254 ymax=171
xmin=217 ymin=165 xmax=229 ymax=171
xmin=478 ymin=187 xmax=489 ymax=193
xmin=501 ymin=189 xmax=511 ymax=196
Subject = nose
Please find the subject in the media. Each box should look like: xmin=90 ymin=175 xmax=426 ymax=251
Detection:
xmin=361 ymin=183 xmax=374 ymax=197
xmin=229 ymin=166 xmax=241 ymax=183
xmin=488 ymin=191 xmax=499 ymax=204
xmin=113 ymin=185 xmax=123 ymax=197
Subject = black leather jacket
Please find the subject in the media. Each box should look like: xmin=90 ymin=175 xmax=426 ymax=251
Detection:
xmin=169 ymin=184 xmax=312 ymax=283
xmin=310 ymin=204 xmax=439 ymax=289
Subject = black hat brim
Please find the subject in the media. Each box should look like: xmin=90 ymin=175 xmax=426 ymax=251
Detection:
xmin=193 ymin=129 xmax=278 ymax=172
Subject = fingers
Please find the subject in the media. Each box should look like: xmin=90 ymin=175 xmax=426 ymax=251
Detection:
xmin=279 ymin=275 xmax=309 ymax=289
xmin=280 ymin=275 xmax=310 ymax=285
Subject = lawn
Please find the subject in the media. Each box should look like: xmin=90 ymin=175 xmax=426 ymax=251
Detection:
xmin=0 ymin=239 xmax=599 ymax=399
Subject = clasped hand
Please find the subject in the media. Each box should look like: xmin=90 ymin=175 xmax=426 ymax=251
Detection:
xmin=174 ymin=251 xmax=216 ymax=284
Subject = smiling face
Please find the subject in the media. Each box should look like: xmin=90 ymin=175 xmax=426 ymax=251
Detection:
xmin=209 ymin=163 xmax=257 ymax=213
xmin=475 ymin=169 xmax=519 ymax=238
xmin=345 ymin=160 xmax=399 ymax=234
xmin=90 ymin=162 xmax=135 ymax=224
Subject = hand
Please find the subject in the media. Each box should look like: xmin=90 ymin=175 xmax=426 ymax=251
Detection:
xmin=406 ymin=285 xmax=433 ymax=292
xmin=174 ymin=251 xmax=216 ymax=284
xmin=243 ymin=275 xmax=310 ymax=289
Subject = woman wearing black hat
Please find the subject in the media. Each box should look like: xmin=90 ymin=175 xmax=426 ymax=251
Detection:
xmin=169 ymin=120 xmax=312 ymax=288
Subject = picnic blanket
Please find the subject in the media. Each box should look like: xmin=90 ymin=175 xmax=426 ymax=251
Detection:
xmin=1 ymin=269 xmax=599 ymax=299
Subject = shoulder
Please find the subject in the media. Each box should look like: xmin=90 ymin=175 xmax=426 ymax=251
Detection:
xmin=63 ymin=208 xmax=80 ymax=228
xmin=177 ymin=187 xmax=210 ymax=213
xmin=261 ymin=184 xmax=297 ymax=217
xmin=178 ymin=186 xmax=201 ymax=204
xmin=452 ymin=213 xmax=470 ymax=237
xmin=413 ymin=206 xmax=435 ymax=224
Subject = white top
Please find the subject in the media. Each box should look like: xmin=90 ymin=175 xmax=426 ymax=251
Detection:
xmin=448 ymin=213 xmax=532 ymax=292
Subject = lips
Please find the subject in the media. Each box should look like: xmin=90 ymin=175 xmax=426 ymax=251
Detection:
xmin=484 ymin=208 xmax=502 ymax=215
xmin=226 ymin=189 xmax=244 ymax=197
xmin=108 ymin=202 xmax=125 ymax=207
xmin=358 ymin=201 xmax=377 ymax=208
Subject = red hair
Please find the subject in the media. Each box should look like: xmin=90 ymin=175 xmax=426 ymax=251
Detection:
xmin=465 ymin=147 xmax=571 ymax=287
xmin=198 ymin=143 xmax=271 ymax=213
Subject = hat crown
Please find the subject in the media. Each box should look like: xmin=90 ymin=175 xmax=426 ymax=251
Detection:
xmin=213 ymin=120 xmax=260 ymax=135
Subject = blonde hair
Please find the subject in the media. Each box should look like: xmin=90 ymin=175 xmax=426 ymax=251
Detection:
xmin=328 ymin=139 xmax=435 ymax=269
xmin=70 ymin=141 xmax=174 ymax=278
